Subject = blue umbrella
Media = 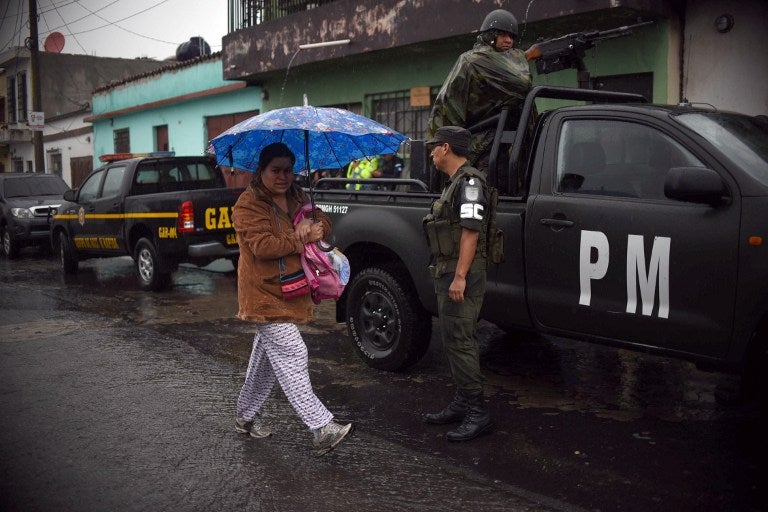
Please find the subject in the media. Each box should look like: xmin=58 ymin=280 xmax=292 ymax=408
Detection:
xmin=207 ymin=105 xmax=408 ymax=175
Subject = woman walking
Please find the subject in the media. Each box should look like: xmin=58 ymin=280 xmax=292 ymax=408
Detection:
xmin=232 ymin=142 xmax=352 ymax=455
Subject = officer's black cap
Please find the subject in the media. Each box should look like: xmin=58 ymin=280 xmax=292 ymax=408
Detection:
xmin=426 ymin=126 xmax=471 ymax=154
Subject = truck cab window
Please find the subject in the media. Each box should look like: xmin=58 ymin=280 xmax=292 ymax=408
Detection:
xmin=78 ymin=170 xmax=104 ymax=202
xmin=556 ymin=119 xmax=704 ymax=200
xmin=102 ymin=167 xmax=126 ymax=198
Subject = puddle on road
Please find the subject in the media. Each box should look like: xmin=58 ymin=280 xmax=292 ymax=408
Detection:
xmin=4 ymin=254 xmax=743 ymax=426
xmin=478 ymin=327 xmax=741 ymax=423
xmin=1 ymin=318 xmax=112 ymax=343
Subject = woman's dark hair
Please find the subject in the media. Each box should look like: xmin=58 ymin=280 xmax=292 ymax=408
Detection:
xmin=251 ymin=142 xmax=306 ymax=203
xmin=257 ymin=142 xmax=296 ymax=172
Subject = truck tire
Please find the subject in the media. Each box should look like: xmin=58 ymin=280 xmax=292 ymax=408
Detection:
xmin=346 ymin=266 xmax=432 ymax=371
xmin=1 ymin=226 xmax=20 ymax=259
xmin=58 ymin=232 xmax=78 ymax=274
xmin=134 ymin=237 xmax=172 ymax=291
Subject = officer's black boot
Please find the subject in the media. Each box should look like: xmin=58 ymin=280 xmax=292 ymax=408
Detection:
xmin=423 ymin=389 xmax=469 ymax=425
xmin=446 ymin=390 xmax=492 ymax=442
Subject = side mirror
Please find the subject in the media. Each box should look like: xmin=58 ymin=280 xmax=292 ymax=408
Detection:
xmin=63 ymin=189 xmax=77 ymax=202
xmin=664 ymin=167 xmax=727 ymax=206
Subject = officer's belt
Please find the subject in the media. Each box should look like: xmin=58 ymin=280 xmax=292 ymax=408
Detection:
xmin=429 ymin=255 xmax=487 ymax=279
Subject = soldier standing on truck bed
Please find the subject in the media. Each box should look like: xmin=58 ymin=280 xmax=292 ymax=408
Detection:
xmin=422 ymin=126 xmax=493 ymax=442
xmin=427 ymin=8 xmax=532 ymax=174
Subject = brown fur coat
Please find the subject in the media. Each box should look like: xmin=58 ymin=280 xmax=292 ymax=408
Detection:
xmin=233 ymin=184 xmax=332 ymax=324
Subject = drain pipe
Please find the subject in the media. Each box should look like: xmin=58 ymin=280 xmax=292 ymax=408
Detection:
xmin=299 ymin=39 xmax=351 ymax=50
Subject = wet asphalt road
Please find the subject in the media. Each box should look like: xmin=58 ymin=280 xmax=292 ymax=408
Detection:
xmin=0 ymin=250 xmax=765 ymax=512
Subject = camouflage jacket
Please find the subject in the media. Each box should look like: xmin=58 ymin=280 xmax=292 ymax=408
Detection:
xmin=428 ymin=39 xmax=532 ymax=169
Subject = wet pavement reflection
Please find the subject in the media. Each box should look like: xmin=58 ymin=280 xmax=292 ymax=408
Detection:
xmin=0 ymin=251 xmax=764 ymax=512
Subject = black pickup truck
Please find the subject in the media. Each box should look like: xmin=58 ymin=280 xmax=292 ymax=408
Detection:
xmin=312 ymin=85 xmax=768 ymax=392
xmin=51 ymin=154 xmax=243 ymax=291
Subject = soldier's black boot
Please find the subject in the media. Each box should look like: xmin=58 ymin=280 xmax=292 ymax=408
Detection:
xmin=446 ymin=391 xmax=492 ymax=442
xmin=423 ymin=389 xmax=469 ymax=425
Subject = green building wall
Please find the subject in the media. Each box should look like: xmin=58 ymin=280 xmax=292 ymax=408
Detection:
xmin=261 ymin=21 xmax=668 ymax=116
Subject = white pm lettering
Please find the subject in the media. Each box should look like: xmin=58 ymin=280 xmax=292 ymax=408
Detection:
xmin=460 ymin=203 xmax=483 ymax=220
xmin=579 ymin=230 xmax=609 ymax=306
xmin=578 ymin=230 xmax=670 ymax=319
xmin=626 ymin=235 xmax=670 ymax=319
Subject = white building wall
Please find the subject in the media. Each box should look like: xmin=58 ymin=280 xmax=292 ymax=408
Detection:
xmin=43 ymin=114 xmax=92 ymax=186
xmin=684 ymin=0 xmax=768 ymax=114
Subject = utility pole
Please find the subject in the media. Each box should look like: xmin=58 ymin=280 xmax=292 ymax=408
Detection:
xmin=28 ymin=0 xmax=44 ymax=172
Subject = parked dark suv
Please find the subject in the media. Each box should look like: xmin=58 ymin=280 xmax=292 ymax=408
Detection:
xmin=0 ymin=173 xmax=70 ymax=259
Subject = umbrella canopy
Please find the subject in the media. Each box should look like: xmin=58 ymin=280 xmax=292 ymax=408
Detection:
xmin=207 ymin=106 xmax=408 ymax=174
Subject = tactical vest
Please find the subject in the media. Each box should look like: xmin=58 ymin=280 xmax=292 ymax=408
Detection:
xmin=423 ymin=165 xmax=489 ymax=278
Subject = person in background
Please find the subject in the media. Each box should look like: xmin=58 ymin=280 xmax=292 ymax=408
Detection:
xmin=421 ymin=126 xmax=493 ymax=442
xmin=232 ymin=142 xmax=353 ymax=455
xmin=345 ymin=156 xmax=381 ymax=190
xmin=427 ymin=8 xmax=532 ymax=174
xmin=377 ymin=152 xmax=404 ymax=190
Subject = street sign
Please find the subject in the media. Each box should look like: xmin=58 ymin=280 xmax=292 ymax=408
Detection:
xmin=28 ymin=111 xmax=44 ymax=131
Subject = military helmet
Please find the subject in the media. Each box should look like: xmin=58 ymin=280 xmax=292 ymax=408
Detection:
xmin=480 ymin=9 xmax=518 ymax=37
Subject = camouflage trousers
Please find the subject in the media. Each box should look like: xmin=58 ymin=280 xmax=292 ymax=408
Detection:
xmin=434 ymin=269 xmax=487 ymax=393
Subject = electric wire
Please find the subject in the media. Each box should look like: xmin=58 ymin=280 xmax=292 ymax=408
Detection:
xmin=3 ymin=0 xmax=222 ymax=56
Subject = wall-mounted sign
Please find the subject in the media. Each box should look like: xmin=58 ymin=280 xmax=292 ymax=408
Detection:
xmin=28 ymin=111 xmax=44 ymax=131
xmin=410 ymin=86 xmax=432 ymax=107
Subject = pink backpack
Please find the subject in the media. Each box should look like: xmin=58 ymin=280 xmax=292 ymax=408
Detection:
xmin=292 ymin=204 xmax=350 ymax=304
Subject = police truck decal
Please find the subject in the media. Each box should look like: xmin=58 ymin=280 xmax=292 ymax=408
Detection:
xmin=579 ymin=230 xmax=670 ymax=319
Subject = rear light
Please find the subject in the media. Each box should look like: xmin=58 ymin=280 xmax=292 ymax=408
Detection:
xmin=178 ymin=200 xmax=195 ymax=233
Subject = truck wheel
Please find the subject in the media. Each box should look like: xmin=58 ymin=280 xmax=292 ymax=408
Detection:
xmin=58 ymin=232 xmax=79 ymax=274
xmin=134 ymin=238 xmax=171 ymax=291
xmin=1 ymin=226 xmax=20 ymax=259
xmin=346 ymin=267 xmax=432 ymax=371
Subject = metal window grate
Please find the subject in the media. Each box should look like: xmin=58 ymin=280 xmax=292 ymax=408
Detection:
xmin=7 ymin=76 xmax=16 ymax=123
xmin=16 ymin=73 xmax=27 ymax=123
xmin=230 ymin=0 xmax=340 ymax=30
xmin=113 ymin=128 xmax=130 ymax=153
xmin=368 ymin=88 xmax=440 ymax=143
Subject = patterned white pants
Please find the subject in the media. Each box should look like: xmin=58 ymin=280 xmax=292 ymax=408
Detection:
xmin=236 ymin=323 xmax=333 ymax=430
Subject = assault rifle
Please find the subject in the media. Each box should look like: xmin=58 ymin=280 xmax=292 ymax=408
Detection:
xmin=524 ymin=21 xmax=653 ymax=88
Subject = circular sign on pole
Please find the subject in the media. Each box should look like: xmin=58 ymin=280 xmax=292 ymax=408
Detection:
xmin=43 ymin=32 xmax=65 ymax=53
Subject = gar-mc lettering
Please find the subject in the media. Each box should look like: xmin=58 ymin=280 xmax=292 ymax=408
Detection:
xmin=204 ymin=206 xmax=233 ymax=230
xmin=579 ymin=230 xmax=670 ymax=319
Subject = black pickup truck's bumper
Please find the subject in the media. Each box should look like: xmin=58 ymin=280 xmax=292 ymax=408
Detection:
xmin=188 ymin=241 xmax=239 ymax=259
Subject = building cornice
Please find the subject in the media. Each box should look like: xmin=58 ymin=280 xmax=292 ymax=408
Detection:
xmin=85 ymin=82 xmax=247 ymax=122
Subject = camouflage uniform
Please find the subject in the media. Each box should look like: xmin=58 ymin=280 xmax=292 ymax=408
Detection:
xmin=428 ymin=39 xmax=532 ymax=172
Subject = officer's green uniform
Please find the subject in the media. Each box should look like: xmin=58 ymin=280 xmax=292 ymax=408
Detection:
xmin=424 ymin=164 xmax=489 ymax=394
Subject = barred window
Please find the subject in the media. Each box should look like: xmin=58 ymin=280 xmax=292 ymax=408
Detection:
xmin=114 ymin=128 xmax=130 ymax=153
xmin=7 ymin=76 xmax=16 ymax=123
xmin=232 ymin=0 xmax=340 ymax=29
xmin=16 ymin=72 xmax=27 ymax=123
xmin=367 ymin=88 xmax=440 ymax=143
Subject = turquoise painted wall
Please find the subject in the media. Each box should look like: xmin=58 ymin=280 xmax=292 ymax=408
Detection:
xmin=91 ymin=58 xmax=262 ymax=165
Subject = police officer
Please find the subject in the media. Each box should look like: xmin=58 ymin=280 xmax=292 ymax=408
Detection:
xmin=422 ymin=126 xmax=492 ymax=442
xmin=427 ymin=8 xmax=532 ymax=173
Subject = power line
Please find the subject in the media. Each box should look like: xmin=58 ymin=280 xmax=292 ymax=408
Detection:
xmin=3 ymin=0 xmax=224 ymax=58
xmin=70 ymin=0 xmax=179 ymax=45
xmin=0 ymin=0 xmax=27 ymax=52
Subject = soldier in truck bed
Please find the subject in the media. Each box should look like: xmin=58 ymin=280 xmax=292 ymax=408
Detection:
xmin=427 ymin=8 xmax=532 ymax=173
